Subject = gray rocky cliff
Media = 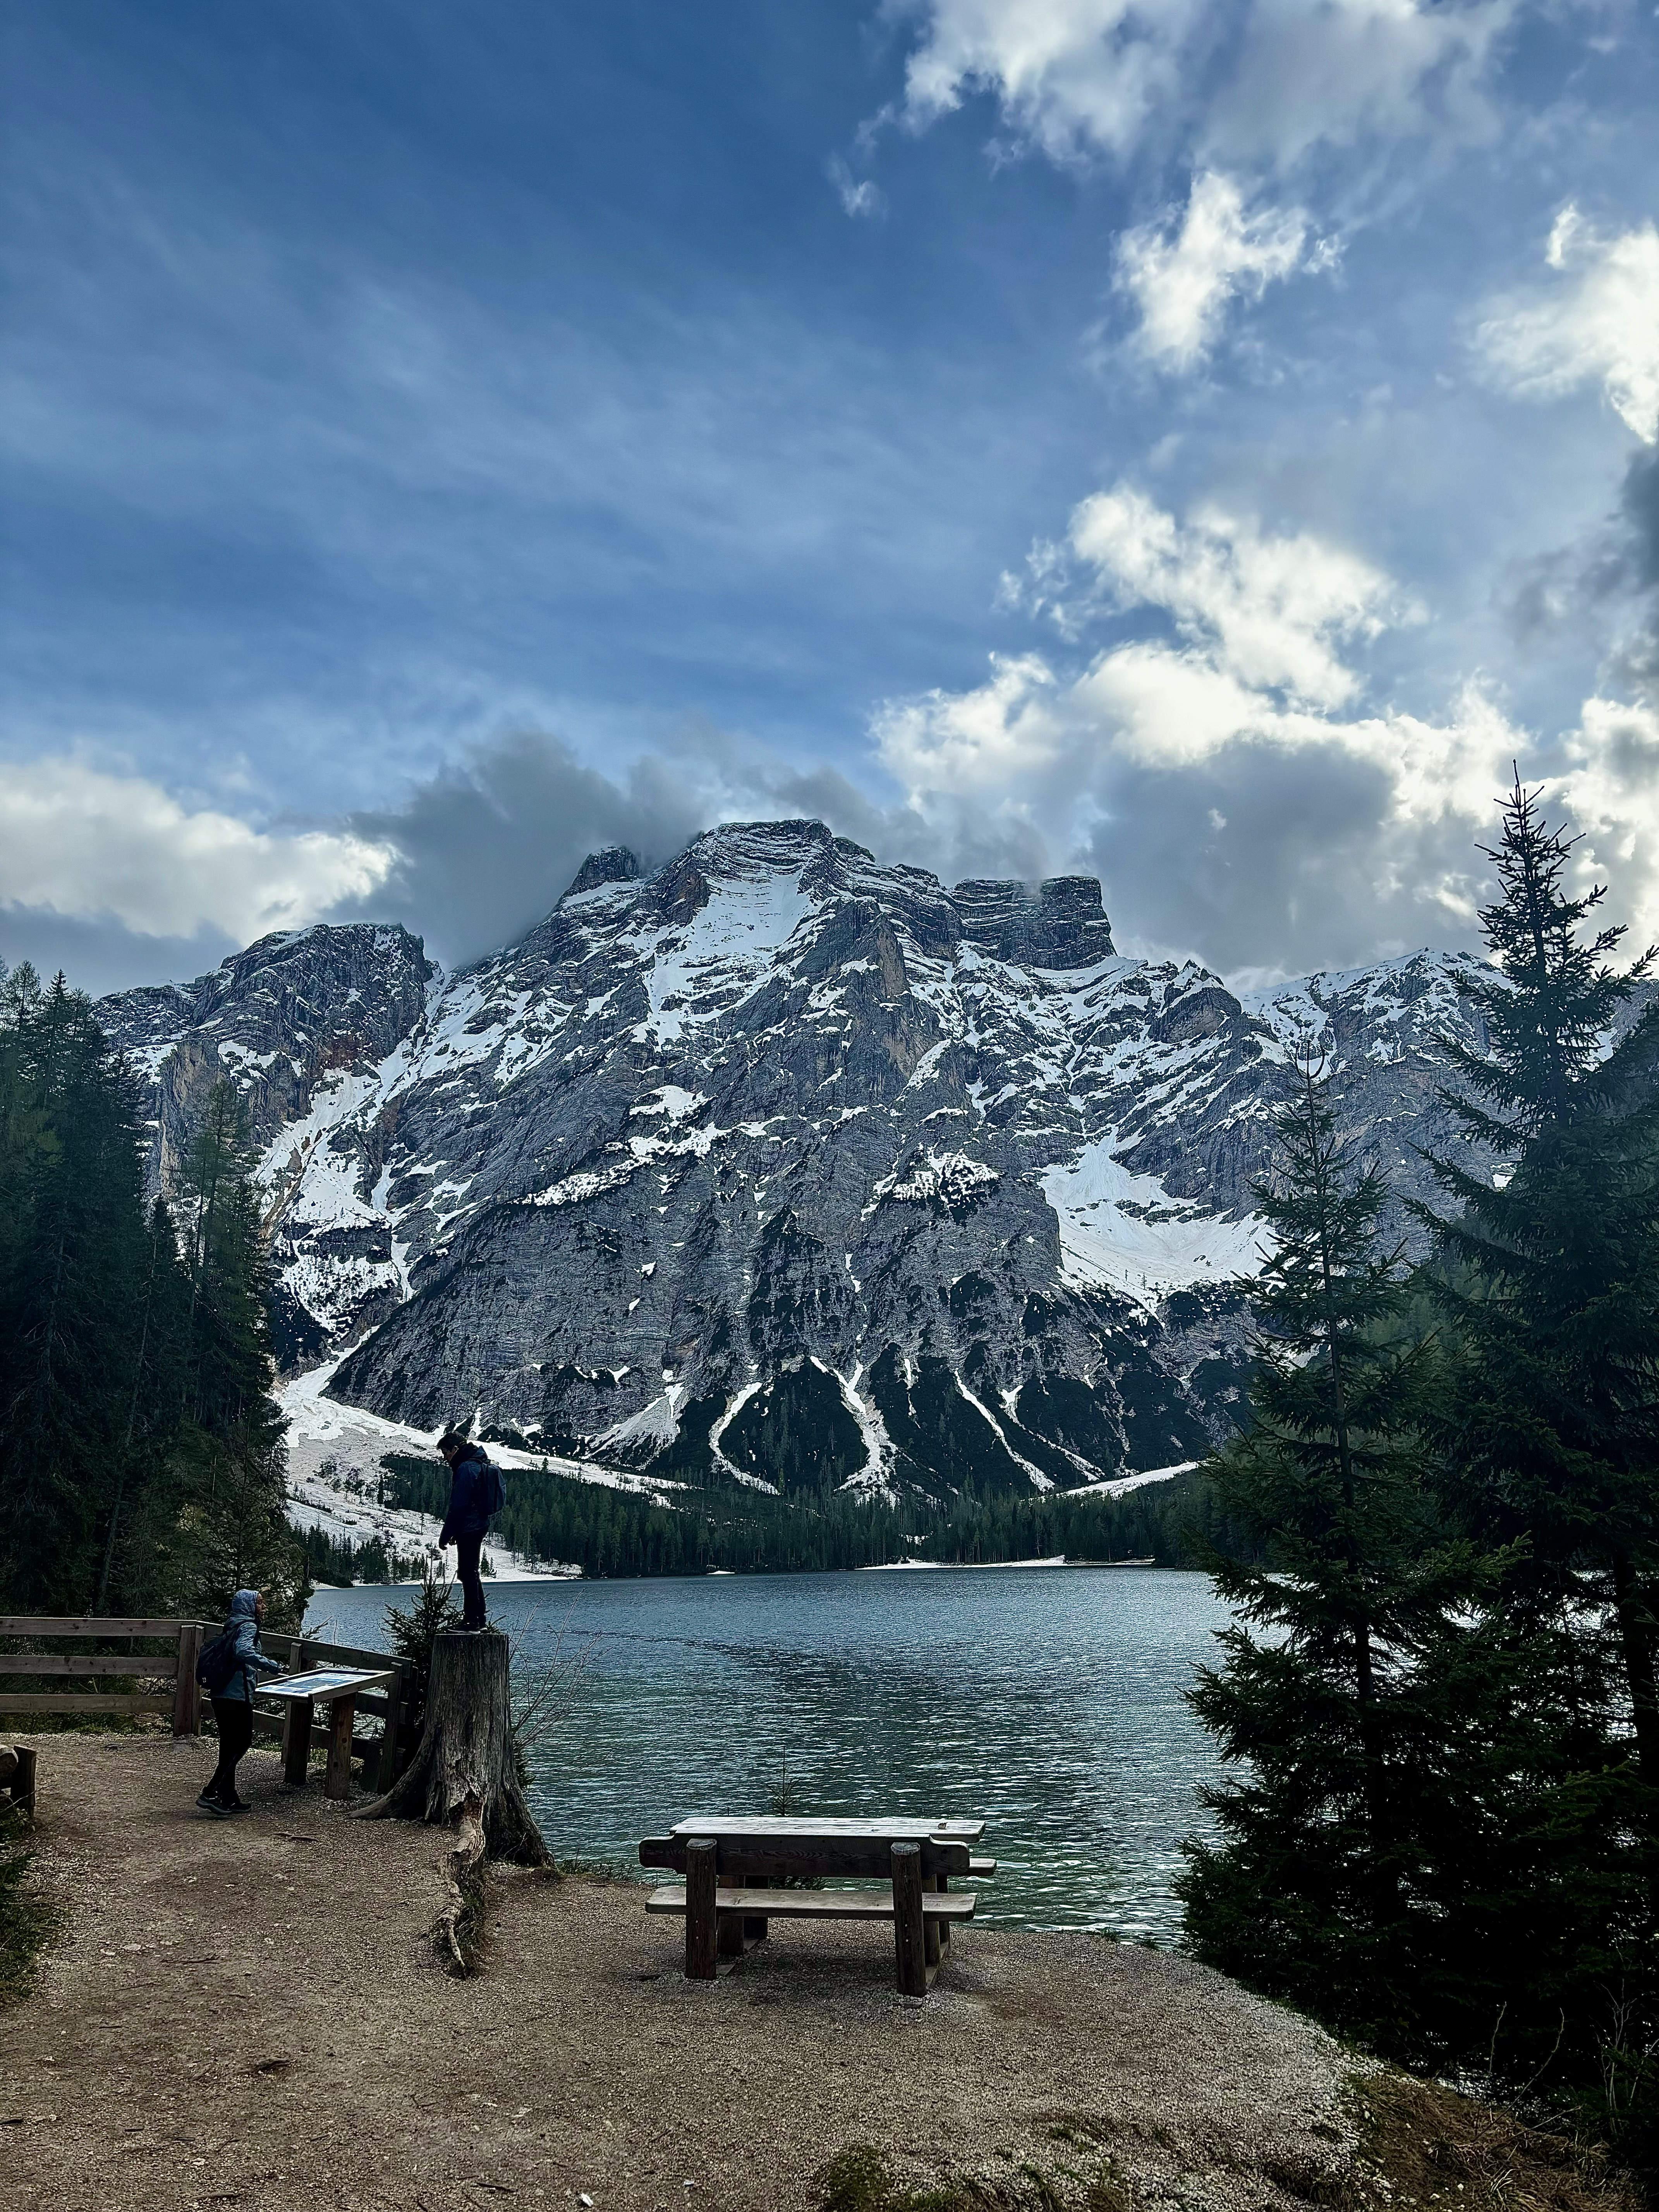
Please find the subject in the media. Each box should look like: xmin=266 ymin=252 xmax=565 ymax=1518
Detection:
xmin=98 ymin=820 xmax=1508 ymax=1502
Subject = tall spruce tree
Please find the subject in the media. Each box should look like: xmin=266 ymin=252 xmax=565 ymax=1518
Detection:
xmin=137 ymin=1078 xmax=305 ymax=1624
xmin=93 ymin=1194 xmax=194 ymax=1614
xmin=1416 ymin=775 xmax=1659 ymax=2154
xmin=1421 ymin=775 xmax=1659 ymax=1804
xmin=1180 ymin=1048 xmax=1509 ymax=2052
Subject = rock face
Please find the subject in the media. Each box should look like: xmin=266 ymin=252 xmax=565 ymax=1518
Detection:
xmin=98 ymin=819 xmax=1506 ymax=1501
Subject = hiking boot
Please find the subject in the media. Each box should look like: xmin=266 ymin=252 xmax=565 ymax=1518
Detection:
xmin=199 ymin=1797 xmax=234 ymax=1819
xmin=225 ymin=1800 xmax=252 ymax=1816
xmin=195 ymin=1788 xmax=221 ymax=1810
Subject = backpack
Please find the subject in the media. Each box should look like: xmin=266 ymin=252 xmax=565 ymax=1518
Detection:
xmin=481 ymin=1457 xmax=507 ymax=1517
xmin=196 ymin=1626 xmax=241 ymax=1695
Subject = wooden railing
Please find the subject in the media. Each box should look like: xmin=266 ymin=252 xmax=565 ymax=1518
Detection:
xmin=0 ymin=1618 xmax=415 ymax=1795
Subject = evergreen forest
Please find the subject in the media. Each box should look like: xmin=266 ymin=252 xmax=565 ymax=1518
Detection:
xmin=0 ymin=970 xmax=305 ymax=1625
xmin=1182 ymin=778 xmax=1659 ymax=2184
xmin=375 ymin=1447 xmax=1243 ymax=1580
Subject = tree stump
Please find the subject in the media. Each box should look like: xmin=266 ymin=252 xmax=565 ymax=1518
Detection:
xmin=357 ymin=1631 xmax=547 ymax=1939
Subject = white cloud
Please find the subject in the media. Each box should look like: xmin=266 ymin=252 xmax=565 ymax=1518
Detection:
xmin=902 ymin=0 xmax=1200 ymax=165
xmin=874 ymin=485 xmax=1523 ymax=970
xmin=828 ymin=156 xmax=885 ymax=219
xmin=1115 ymin=172 xmax=1315 ymax=371
xmin=1547 ymin=695 xmax=1659 ymax=945
xmin=0 ymin=759 xmax=397 ymax=941
xmin=1065 ymin=483 xmax=1399 ymax=704
xmin=1475 ymin=207 xmax=1659 ymax=443
xmin=896 ymin=0 xmax=1513 ymax=172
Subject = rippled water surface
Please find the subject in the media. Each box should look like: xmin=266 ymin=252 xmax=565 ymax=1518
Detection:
xmin=307 ymin=1565 xmax=1231 ymax=1940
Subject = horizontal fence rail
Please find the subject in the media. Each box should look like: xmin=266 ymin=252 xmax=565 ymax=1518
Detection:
xmin=0 ymin=1617 xmax=414 ymax=1793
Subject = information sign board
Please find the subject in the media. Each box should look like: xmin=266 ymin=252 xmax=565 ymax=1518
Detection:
xmin=262 ymin=1666 xmax=395 ymax=1703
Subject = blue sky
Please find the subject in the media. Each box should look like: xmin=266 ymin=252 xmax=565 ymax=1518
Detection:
xmin=3 ymin=0 xmax=1657 ymax=989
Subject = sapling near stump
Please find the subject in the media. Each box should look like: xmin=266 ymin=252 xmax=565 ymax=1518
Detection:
xmin=357 ymin=1630 xmax=548 ymax=1972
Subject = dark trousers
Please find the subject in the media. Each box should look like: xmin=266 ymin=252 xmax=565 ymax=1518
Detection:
xmin=208 ymin=1695 xmax=255 ymax=1803
xmin=455 ymin=1532 xmax=486 ymax=1628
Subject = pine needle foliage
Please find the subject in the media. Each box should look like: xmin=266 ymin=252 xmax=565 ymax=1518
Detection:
xmin=1179 ymin=1048 xmax=1512 ymax=2053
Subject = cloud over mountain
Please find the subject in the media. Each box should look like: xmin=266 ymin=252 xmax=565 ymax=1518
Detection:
xmin=0 ymin=758 xmax=394 ymax=943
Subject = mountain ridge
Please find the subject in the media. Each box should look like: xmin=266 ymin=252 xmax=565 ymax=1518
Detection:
xmin=97 ymin=816 xmax=1501 ymax=1506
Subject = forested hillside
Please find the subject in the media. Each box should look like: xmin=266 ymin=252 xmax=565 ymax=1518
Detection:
xmin=376 ymin=1451 xmax=1254 ymax=1579
xmin=0 ymin=966 xmax=304 ymax=1622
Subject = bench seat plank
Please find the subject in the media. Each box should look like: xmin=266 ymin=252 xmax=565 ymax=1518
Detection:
xmin=645 ymin=1884 xmax=976 ymax=1923
xmin=669 ymin=1815 xmax=982 ymax=1840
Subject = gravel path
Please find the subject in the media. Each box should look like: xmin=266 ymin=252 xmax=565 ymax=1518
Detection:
xmin=2 ymin=1733 xmax=1361 ymax=2212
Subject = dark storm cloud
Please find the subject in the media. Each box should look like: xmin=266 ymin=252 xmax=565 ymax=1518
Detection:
xmin=337 ymin=734 xmax=713 ymax=966
xmin=1505 ymin=446 xmax=1659 ymax=699
xmin=335 ymin=727 xmax=1056 ymax=972
xmin=1083 ymin=745 xmax=1490 ymax=981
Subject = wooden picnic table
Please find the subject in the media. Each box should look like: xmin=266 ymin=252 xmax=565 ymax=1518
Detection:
xmin=640 ymin=1814 xmax=994 ymax=1994
xmin=260 ymin=1667 xmax=398 ymax=1801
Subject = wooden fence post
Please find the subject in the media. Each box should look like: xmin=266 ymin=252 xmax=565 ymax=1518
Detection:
xmin=172 ymin=1622 xmax=202 ymax=1739
xmin=891 ymin=1842 xmax=927 ymax=1997
xmin=685 ymin=1837 xmax=718 ymax=1980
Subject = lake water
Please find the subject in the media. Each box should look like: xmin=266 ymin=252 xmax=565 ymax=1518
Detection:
xmin=305 ymin=1564 xmax=1232 ymax=1942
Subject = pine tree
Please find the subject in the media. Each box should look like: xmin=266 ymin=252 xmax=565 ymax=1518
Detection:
xmin=1420 ymin=776 xmax=1659 ymax=1805
xmin=92 ymin=1196 xmax=194 ymax=1613
xmin=1415 ymin=775 xmax=1659 ymax=2155
xmin=1179 ymin=1047 xmax=1507 ymax=2052
xmin=132 ymin=1079 xmax=306 ymax=1625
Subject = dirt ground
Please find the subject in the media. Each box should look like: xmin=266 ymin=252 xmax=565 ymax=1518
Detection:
xmin=2 ymin=1731 xmax=1367 ymax=2212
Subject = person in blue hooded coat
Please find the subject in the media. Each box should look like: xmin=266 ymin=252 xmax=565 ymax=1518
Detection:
xmin=436 ymin=1432 xmax=498 ymax=1630
xmin=198 ymin=1588 xmax=285 ymax=1817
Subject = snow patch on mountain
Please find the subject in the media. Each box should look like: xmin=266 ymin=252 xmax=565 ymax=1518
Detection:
xmin=1041 ymin=1137 xmax=1267 ymax=1305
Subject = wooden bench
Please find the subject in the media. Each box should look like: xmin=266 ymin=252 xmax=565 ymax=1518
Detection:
xmin=640 ymin=1816 xmax=990 ymax=1995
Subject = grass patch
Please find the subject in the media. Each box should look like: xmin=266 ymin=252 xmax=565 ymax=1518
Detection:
xmin=817 ymin=2144 xmax=1119 ymax=2212
xmin=1351 ymin=2074 xmax=1640 ymax=2212
xmin=554 ymin=1855 xmax=645 ymax=1884
xmin=0 ymin=1808 xmax=60 ymax=2009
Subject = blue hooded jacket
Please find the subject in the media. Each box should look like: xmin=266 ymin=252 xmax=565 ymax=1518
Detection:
xmin=216 ymin=1589 xmax=285 ymax=1703
xmin=439 ymin=1447 xmax=497 ymax=1543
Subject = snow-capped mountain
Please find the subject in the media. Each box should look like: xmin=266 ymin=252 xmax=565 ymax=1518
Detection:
xmin=98 ymin=817 xmax=1498 ymax=1503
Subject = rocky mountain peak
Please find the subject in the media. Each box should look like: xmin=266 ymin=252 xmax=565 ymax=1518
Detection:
xmin=566 ymin=845 xmax=641 ymax=896
xmin=98 ymin=921 xmax=434 ymax=1192
xmin=95 ymin=826 xmax=1531 ymax=1507
xmin=953 ymin=874 xmax=1117 ymax=969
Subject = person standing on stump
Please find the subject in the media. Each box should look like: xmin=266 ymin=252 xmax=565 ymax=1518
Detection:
xmin=436 ymin=1432 xmax=501 ymax=1631
xmin=198 ymin=1589 xmax=284 ymax=1816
